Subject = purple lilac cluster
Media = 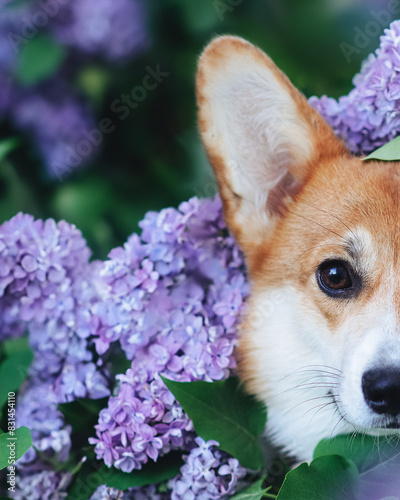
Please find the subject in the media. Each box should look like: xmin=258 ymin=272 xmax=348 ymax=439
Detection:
xmin=49 ymin=0 xmax=148 ymax=61
xmin=14 ymin=470 xmax=72 ymax=500
xmin=12 ymin=83 xmax=97 ymax=181
xmin=89 ymin=196 xmax=249 ymax=474
xmin=171 ymin=438 xmax=247 ymax=500
xmin=0 ymin=212 xmax=109 ymax=465
xmin=309 ymin=19 xmax=400 ymax=154
xmin=0 ymin=0 xmax=147 ymax=177
xmin=16 ymin=382 xmax=71 ymax=466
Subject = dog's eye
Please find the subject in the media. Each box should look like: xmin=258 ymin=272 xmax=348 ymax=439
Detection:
xmin=317 ymin=260 xmax=354 ymax=297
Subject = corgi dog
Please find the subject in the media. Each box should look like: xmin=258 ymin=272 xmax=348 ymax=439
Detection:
xmin=196 ymin=36 xmax=400 ymax=462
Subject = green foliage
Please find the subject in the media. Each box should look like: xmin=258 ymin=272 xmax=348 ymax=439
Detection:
xmin=58 ymin=398 xmax=109 ymax=438
xmin=0 ymin=138 xmax=19 ymax=163
xmin=16 ymin=35 xmax=66 ymax=85
xmin=0 ymin=427 xmax=32 ymax=470
xmin=313 ymin=433 xmax=400 ymax=472
xmin=276 ymin=434 xmax=400 ymax=499
xmin=363 ymin=136 xmax=400 ymax=161
xmin=231 ymin=478 xmax=271 ymax=499
xmin=276 ymin=455 xmax=358 ymax=500
xmin=162 ymin=376 xmax=267 ymax=470
xmin=0 ymin=339 xmax=33 ymax=420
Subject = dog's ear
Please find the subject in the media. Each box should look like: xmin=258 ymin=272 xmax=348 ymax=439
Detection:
xmin=197 ymin=36 xmax=347 ymax=254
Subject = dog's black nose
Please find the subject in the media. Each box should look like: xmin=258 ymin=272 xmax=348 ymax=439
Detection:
xmin=362 ymin=368 xmax=400 ymax=415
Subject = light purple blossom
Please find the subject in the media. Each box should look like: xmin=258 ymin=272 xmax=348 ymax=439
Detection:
xmin=170 ymin=437 xmax=247 ymax=500
xmin=90 ymin=484 xmax=170 ymax=500
xmin=16 ymin=381 xmax=72 ymax=465
xmin=12 ymin=85 xmax=98 ymax=180
xmin=310 ymin=19 xmax=400 ymax=154
xmin=48 ymin=0 xmax=148 ymax=61
xmin=13 ymin=470 xmax=72 ymax=500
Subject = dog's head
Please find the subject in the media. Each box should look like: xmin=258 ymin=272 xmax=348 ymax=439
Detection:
xmin=197 ymin=36 xmax=400 ymax=458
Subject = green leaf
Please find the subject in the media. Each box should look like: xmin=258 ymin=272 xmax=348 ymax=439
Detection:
xmin=58 ymin=398 xmax=109 ymax=436
xmin=276 ymin=455 xmax=359 ymax=500
xmin=362 ymin=136 xmax=400 ymax=161
xmin=16 ymin=34 xmax=66 ymax=85
xmin=0 ymin=348 xmax=33 ymax=417
xmin=313 ymin=433 xmax=400 ymax=474
xmin=67 ymin=452 xmax=183 ymax=499
xmin=161 ymin=376 xmax=267 ymax=470
xmin=2 ymin=336 xmax=30 ymax=357
xmin=0 ymin=427 xmax=32 ymax=470
xmin=0 ymin=138 xmax=19 ymax=163
xmin=231 ymin=477 xmax=272 ymax=499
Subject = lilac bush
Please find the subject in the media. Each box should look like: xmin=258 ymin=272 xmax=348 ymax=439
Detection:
xmin=0 ymin=197 xmax=248 ymax=498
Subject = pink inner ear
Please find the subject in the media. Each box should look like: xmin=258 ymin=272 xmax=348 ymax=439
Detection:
xmin=196 ymin=35 xmax=348 ymax=253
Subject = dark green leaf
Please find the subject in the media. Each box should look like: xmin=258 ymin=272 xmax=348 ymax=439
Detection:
xmin=231 ymin=477 xmax=272 ymax=499
xmin=313 ymin=433 xmax=400 ymax=474
xmin=313 ymin=433 xmax=400 ymax=497
xmin=58 ymin=398 xmax=109 ymax=436
xmin=16 ymin=34 xmax=66 ymax=85
xmin=362 ymin=136 xmax=400 ymax=161
xmin=0 ymin=427 xmax=32 ymax=470
xmin=0 ymin=348 xmax=33 ymax=417
xmin=161 ymin=376 xmax=267 ymax=470
xmin=2 ymin=336 xmax=30 ymax=356
xmin=276 ymin=455 xmax=358 ymax=500
xmin=67 ymin=452 xmax=183 ymax=499
xmin=0 ymin=139 xmax=19 ymax=163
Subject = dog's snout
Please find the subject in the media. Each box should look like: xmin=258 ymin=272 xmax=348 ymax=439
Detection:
xmin=362 ymin=368 xmax=400 ymax=416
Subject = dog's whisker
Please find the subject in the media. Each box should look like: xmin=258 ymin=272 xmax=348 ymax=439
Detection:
xmin=303 ymin=401 xmax=336 ymax=420
xmin=283 ymin=394 xmax=335 ymax=416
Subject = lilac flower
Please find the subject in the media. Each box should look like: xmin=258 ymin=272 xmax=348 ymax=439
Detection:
xmin=0 ymin=213 xmax=90 ymax=338
xmin=11 ymin=84 xmax=97 ymax=179
xmin=309 ymin=19 xmax=400 ymax=154
xmin=48 ymin=0 xmax=148 ymax=61
xmin=170 ymin=437 xmax=247 ymax=500
xmin=90 ymin=197 xmax=249 ymax=471
xmin=90 ymin=484 xmax=170 ymax=499
xmin=0 ymin=213 xmax=110 ymax=474
xmin=16 ymin=381 xmax=71 ymax=465
xmin=13 ymin=470 xmax=72 ymax=500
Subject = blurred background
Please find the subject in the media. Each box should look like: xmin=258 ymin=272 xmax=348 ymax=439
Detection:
xmin=0 ymin=0 xmax=396 ymax=259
